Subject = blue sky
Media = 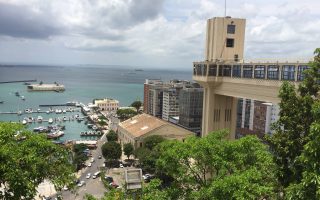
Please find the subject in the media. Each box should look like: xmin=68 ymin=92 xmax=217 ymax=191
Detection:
xmin=0 ymin=0 xmax=319 ymax=69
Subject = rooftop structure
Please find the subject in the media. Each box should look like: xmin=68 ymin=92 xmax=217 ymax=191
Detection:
xmin=118 ymin=113 xmax=194 ymax=149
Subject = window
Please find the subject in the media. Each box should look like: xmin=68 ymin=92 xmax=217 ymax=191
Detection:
xmin=232 ymin=65 xmax=241 ymax=77
xmin=208 ymin=64 xmax=217 ymax=76
xmin=282 ymin=65 xmax=295 ymax=81
xmin=218 ymin=65 xmax=231 ymax=77
xmin=254 ymin=65 xmax=265 ymax=79
xmin=267 ymin=65 xmax=279 ymax=80
xmin=243 ymin=65 xmax=253 ymax=78
xmin=226 ymin=38 xmax=234 ymax=47
xmin=234 ymin=54 xmax=239 ymax=62
xmin=297 ymin=65 xmax=309 ymax=81
xmin=227 ymin=24 xmax=235 ymax=34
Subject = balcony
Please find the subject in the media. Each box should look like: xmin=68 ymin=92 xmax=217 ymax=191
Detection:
xmin=193 ymin=61 xmax=310 ymax=84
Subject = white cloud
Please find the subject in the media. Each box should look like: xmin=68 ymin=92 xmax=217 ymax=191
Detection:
xmin=0 ymin=0 xmax=319 ymax=68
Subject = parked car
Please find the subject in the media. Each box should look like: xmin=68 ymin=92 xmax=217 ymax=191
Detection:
xmin=88 ymin=163 xmax=92 ymax=167
xmin=86 ymin=173 xmax=91 ymax=179
xmin=109 ymin=182 xmax=119 ymax=188
xmin=90 ymin=158 xmax=95 ymax=163
xmin=119 ymin=163 xmax=124 ymax=168
xmin=105 ymin=176 xmax=113 ymax=183
xmin=98 ymin=155 xmax=102 ymax=159
xmin=77 ymin=180 xmax=85 ymax=187
xmin=143 ymin=174 xmax=155 ymax=182
xmin=93 ymin=171 xmax=101 ymax=179
xmin=63 ymin=185 xmax=68 ymax=191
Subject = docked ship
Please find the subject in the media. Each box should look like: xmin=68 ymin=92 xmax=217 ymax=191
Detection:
xmin=27 ymin=82 xmax=65 ymax=92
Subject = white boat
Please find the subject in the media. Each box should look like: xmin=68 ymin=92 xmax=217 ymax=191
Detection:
xmin=92 ymin=125 xmax=98 ymax=130
xmin=21 ymin=96 xmax=25 ymax=100
xmin=55 ymin=109 xmax=62 ymax=114
xmin=63 ymin=116 xmax=67 ymax=121
xmin=27 ymin=117 xmax=33 ymax=123
xmin=46 ymin=110 xmax=50 ymax=114
xmin=48 ymin=118 xmax=53 ymax=124
xmin=63 ymin=110 xmax=66 ymax=113
xmin=37 ymin=108 xmax=41 ymax=112
xmin=22 ymin=119 xmax=27 ymax=125
xmin=17 ymin=111 xmax=22 ymax=116
xmin=37 ymin=116 xmax=43 ymax=122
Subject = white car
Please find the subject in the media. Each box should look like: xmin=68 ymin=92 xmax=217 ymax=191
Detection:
xmin=90 ymin=158 xmax=95 ymax=163
xmin=63 ymin=185 xmax=68 ymax=191
xmin=88 ymin=163 xmax=92 ymax=167
xmin=86 ymin=173 xmax=91 ymax=179
xmin=119 ymin=163 xmax=124 ymax=168
xmin=77 ymin=181 xmax=85 ymax=187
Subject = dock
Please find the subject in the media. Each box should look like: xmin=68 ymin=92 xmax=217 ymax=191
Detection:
xmin=0 ymin=79 xmax=37 ymax=84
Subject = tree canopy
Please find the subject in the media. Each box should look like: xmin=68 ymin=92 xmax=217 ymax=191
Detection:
xmin=106 ymin=130 xmax=118 ymax=142
xmin=156 ymin=130 xmax=277 ymax=199
xmin=101 ymin=141 xmax=122 ymax=161
xmin=123 ymin=143 xmax=134 ymax=159
xmin=143 ymin=135 xmax=165 ymax=150
xmin=0 ymin=122 xmax=75 ymax=200
xmin=116 ymin=108 xmax=137 ymax=120
xmin=266 ymin=48 xmax=320 ymax=197
xmin=131 ymin=100 xmax=142 ymax=112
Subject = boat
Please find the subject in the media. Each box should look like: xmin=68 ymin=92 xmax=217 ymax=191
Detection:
xmin=33 ymin=126 xmax=47 ymax=133
xmin=0 ymin=101 xmax=4 ymax=104
xmin=46 ymin=110 xmax=50 ymax=114
xmin=63 ymin=116 xmax=67 ymax=121
xmin=48 ymin=118 xmax=53 ymax=124
xmin=77 ymin=117 xmax=84 ymax=122
xmin=37 ymin=116 xmax=43 ymax=122
xmin=15 ymin=92 xmax=20 ymax=96
xmin=47 ymin=131 xmax=64 ymax=139
xmin=17 ymin=111 xmax=22 ymax=116
xmin=92 ymin=125 xmax=98 ymax=130
xmin=87 ymin=124 xmax=94 ymax=128
xmin=55 ymin=109 xmax=62 ymax=114
xmin=135 ymin=69 xmax=144 ymax=71
xmin=21 ymin=96 xmax=25 ymax=100
xmin=37 ymin=108 xmax=41 ymax=112
xmin=25 ymin=109 xmax=33 ymax=114
xmin=27 ymin=117 xmax=33 ymax=123
xmin=22 ymin=119 xmax=27 ymax=125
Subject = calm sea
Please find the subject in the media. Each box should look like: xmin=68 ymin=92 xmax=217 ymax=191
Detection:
xmin=0 ymin=65 xmax=192 ymax=141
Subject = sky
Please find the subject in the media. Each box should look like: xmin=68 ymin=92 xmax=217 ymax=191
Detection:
xmin=0 ymin=0 xmax=319 ymax=69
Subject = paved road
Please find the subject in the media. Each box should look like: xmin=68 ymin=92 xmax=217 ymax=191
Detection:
xmin=62 ymin=133 xmax=108 ymax=200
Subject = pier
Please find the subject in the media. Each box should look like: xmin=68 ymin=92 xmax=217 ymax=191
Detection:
xmin=0 ymin=79 xmax=37 ymax=84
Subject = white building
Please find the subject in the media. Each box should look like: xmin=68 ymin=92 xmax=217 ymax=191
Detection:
xmin=94 ymin=98 xmax=119 ymax=111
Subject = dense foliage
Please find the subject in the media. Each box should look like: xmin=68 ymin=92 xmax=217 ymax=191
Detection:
xmin=143 ymin=135 xmax=165 ymax=150
xmin=116 ymin=108 xmax=137 ymax=120
xmin=106 ymin=130 xmax=118 ymax=142
xmin=101 ymin=141 xmax=122 ymax=161
xmin=73 ymin=143 xmax=88 ymax=170
xmin=123 ymin=143 xmax=134 ymax=159
xmin=266 ymin=48 xmax=320 ymax=198
xmin=131 ymin=100 xmax=142 ymax=112
xmin=156 ymin=130 xmax=277 ymax=199
xmin=0 ymin=122 xmax=75 ymax=200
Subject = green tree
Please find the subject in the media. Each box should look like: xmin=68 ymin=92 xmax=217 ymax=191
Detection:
xmin=102 ymin=141 xmax=122 ymax=161
xmin=266 ymin=48 xmax=320 ymax=192
xmin=106 ymin=130 xmax=118 ymax=142
xmin=123 ymin=143 xmax=134 ymax=159
xmin=131 ymin=100 xmax=142 ymax=112
xmin=0 ymin=122 xmax=75 ymax=200
xmin=116 ymin=108 xmax=137 ymax=120
xmin=73 ymin=144 xmax=88 ymax=170
xmin=156 ymin=130 xmax=277 ymax=199
xmin=143 ymin=135 xmax=165 ymax=150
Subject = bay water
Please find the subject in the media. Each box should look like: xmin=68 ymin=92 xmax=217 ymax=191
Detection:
xmin=0 ymin=65 xmax=192 ymax=141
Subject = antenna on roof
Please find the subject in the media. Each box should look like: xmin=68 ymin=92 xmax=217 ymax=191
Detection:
xmin=224 ymin=0 xmax=227 ymax=17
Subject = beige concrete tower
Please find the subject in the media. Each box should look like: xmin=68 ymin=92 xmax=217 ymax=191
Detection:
xmin=205 ymin=17 xmax=246 ymax=62
xmin=193 ymin=16 xmax=308 ymax=139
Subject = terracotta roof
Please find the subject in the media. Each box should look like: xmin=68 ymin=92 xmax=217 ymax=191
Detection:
xmin=119 ymin=113 xmax=166 ymax=137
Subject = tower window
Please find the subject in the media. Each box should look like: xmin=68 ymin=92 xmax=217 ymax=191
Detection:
xmin=227 ymin=24 xmax=236 ymax=34
xmin=226 ymin=38 xmax=234 ymax=47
